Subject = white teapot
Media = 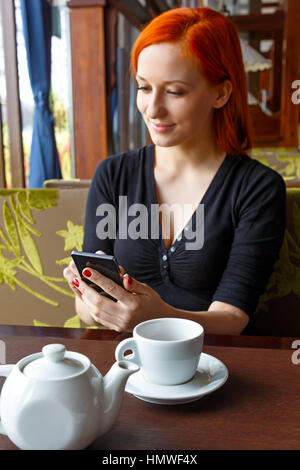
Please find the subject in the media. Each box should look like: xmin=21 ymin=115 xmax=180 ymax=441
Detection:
xmin=0 ymin=343 xmax=139 ymax=450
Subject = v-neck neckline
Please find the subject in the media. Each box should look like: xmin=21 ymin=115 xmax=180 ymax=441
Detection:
xmin=148 ymin=144 xmax=230 ymax=253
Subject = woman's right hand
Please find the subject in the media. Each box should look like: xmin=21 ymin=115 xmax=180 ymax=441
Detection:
xmin=63 ymin=251 xmax=125 ymax=324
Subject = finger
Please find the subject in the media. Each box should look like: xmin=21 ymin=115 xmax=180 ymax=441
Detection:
xmin=75 ymin=276 xmax=121 ymax=314
xmin=119 ymin=265 xmax=125 ymax=278
xmin=63 ymin=265 xmax=74 ymax=280
xmin=122 ymin=274 xmax=149 ymax=295
xmin=81 ymin=267 xmax=131 ymax=303
xmin=91 ymin=310 xmax=123 ymax=332
xmin=76 ymin=281 xmax=124 ymax=330
xmin=64 ymin=260 xmax=80 ymax=279
xmin=63 ymin=266 xmax=78 ymax=287
xmin=63 ymin=270 xmax=83 ymax=299
xmin=69 ymin=259 xmax=80 ymax=277
xmin=81 ymin=290 xmax=110 ymax=317
xmin=90 ymin=305 xmax=125 ymax=332
xmin=70 ymin=284 xmax=83 ymax=299
xmin=95 ymin=250 xmax=106 ymax=255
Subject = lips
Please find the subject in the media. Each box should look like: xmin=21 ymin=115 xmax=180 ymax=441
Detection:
xmin=150 ymin=122 xmax=175 ymax=132
xmin=152 ymin=123 xmax=173 ymax=127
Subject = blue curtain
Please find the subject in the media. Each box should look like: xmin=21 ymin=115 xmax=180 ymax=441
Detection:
xmin=20 ymin=0 xmax=62 ymax=188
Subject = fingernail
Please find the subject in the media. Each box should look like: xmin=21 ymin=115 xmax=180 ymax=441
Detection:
xmin=82 ymin=269 xmax=92 ymax=278
xmin=127 ymin=274 xmax=132 ymax=285
xmin=72 ymin=278 xmax=80 ymax=288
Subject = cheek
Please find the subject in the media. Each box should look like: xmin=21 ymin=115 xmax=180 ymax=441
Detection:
xmin=176 ymin=103 xmax=200 ymax=125
xmin=183 ymin=99 xmax=212 ymax=124
xmin=172 ymin=97 xmax=208 ymax=123
xmin=136 ymin=94 xmax=146 ymax=114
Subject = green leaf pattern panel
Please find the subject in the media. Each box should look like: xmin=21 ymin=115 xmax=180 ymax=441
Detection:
xmin=56 ymin=220 xmax=84 ymax=266
xmin=0 ymin=189 xmax=96 ymax=328
xmin=252 ymin=148 xmax=300 ymax=181
xmin=33 ymin=315 xmax=98 ymax=329
xmin=255 ymin=189 xmax=300 ymax=315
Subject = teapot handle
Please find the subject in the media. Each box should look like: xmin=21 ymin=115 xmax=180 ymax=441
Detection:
xmin=0 ymin=365 xmax=14 ymax=436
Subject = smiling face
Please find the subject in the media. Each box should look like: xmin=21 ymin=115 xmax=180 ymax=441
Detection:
xmin=136 ymin=42 xmax=225 ymax=151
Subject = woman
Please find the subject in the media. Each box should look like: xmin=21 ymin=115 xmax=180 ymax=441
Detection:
xmin=63 ymin=7 xmax=286 ymax=335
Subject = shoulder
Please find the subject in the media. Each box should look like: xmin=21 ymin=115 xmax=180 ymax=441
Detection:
xmin=88 ymin=145 xmax=151 ymax=200
xmin=93 ymin=144 xmax=151 ymax=181
xmin=242 ymin=154 xmax=284 ymax=184
xmin=229 ymin=153 xmax=286 ymax=198
xmin=230 ymin=154 xmax=286 ymax=215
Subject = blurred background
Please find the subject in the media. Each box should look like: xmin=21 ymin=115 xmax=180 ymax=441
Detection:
xmin=0 ymin=0 xmax=299 ymax=188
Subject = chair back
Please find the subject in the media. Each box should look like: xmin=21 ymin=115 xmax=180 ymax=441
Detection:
xmin=0 ymin=188 xmax=89 ymax=327
xmin=248 ymin=187 xmax=300 ymax=336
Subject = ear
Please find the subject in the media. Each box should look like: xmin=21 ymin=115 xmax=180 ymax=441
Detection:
xmin=213 ymin=80 xmax=232 ymax=109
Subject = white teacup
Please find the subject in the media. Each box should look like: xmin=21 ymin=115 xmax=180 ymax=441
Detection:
xmin=115 ymin=318 xmax=204 ymax=386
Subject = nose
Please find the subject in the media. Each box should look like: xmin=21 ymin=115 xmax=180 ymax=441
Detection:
xmin=145 ymin=90 xmax=167 ymax=120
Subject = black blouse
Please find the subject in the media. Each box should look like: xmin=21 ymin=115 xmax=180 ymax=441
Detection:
xmin=83 ymin=144 xmax=286 ymax=318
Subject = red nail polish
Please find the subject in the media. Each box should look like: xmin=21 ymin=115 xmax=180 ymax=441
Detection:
xmin=72 ymin=278 xmax=80 ymax=287
xmin=127 ymin=275 xmax=132 ymax=285
xmin=83 ymin=269 xmax=92 ymax=278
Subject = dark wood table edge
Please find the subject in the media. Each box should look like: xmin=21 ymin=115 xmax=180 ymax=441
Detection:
xmin=0 ymin=325 xmax=298 ymax=349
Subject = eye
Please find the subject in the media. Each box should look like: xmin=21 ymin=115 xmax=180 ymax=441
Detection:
xmin=136 ymin=86 xmax=184 ymax=96
xmin=168 ymin=91 xmax=184 ymax=96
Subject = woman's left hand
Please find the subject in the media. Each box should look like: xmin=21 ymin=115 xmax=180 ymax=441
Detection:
xmin=74 ymin=267 xmax=171 ymax=332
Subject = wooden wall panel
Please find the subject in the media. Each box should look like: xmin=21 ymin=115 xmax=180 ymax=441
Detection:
xmin=0 ymin=105 xmax=6 ymax=187
xmin=231 ymin=4 xmax=300 ymax=148
xmin=280 ymin=0 xmax=300 ymax=147
xmin=1 ymin=0 xmax=24 ymax=188
xmin=68 ymin=1 xmax=107 ymax=179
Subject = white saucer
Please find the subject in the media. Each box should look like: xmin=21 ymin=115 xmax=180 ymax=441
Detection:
xmin=125 ymin=353 xmax=229 ymax=405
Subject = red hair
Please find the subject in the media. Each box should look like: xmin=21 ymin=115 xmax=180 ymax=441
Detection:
xmin=130 ymin=7 xmax=252 ymax=155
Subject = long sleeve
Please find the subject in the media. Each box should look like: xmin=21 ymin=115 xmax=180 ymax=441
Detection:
xmin=212 ymin=164 xmax=286 ymax=316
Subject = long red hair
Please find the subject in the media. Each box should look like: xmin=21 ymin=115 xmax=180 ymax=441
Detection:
xmin=130 ymin=7 xmax=252 ymax=155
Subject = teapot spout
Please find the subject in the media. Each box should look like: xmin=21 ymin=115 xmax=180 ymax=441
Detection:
xmin=102 ymin=360 xmax=139 ymax=435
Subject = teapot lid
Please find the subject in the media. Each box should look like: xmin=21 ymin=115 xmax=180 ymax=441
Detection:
xmin=23 ymin=344 xmax=87 ymax=380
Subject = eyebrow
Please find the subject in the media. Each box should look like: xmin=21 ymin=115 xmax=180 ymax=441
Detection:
xmin=135 ymin=75 xmax=190 ymax=85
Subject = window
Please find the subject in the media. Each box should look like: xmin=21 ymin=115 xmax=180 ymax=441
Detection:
xmin=0 ymin=0 xmax=73 ymax=188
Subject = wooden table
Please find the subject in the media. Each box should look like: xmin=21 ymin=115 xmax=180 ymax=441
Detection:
xmin=0 ymin=326 xmax=299 ymax=451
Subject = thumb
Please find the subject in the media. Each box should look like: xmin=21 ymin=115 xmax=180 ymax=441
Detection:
xmin=123 ymin=273 xmax=148 ymax=294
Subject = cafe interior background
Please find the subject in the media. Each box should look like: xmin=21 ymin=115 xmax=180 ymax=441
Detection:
xmin=0 ymin=0 xmax=299 ymax=335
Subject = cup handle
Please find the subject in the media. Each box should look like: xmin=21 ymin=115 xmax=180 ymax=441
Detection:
xmin=0 ymin=365 xmax=14 ymax=436
xmin=115 ymin=338 xmax=141 ymax=367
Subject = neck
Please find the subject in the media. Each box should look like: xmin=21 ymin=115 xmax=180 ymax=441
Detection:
xmin=154 ymin=141 xmax=226 ymax=174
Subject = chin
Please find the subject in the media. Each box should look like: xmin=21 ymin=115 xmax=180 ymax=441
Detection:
xmin=149 ymin=133 xmax=182 ymax=148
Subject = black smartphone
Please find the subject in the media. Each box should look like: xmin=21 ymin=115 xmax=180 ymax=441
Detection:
xmin=71 ymin=251 xmax=123 ymax=301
